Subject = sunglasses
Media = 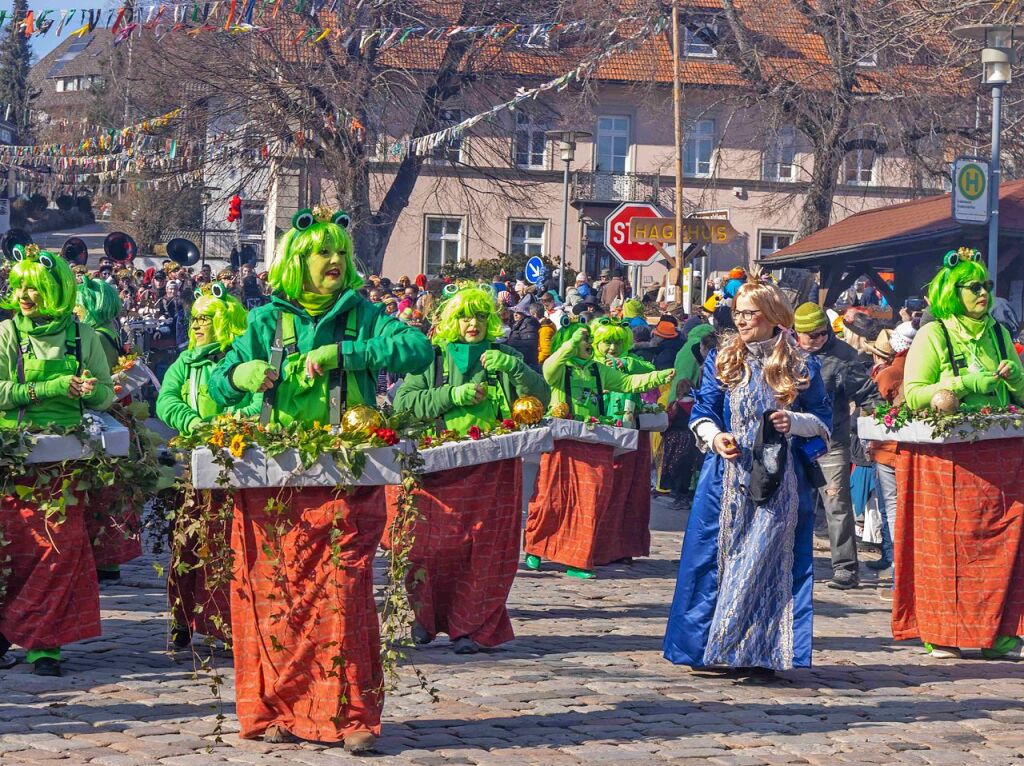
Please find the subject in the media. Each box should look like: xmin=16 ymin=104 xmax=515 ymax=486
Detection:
xmin=957 ymin=280 xmax=993 ymax=296
xmin=804 ymin=329 xmax=829 ymax=340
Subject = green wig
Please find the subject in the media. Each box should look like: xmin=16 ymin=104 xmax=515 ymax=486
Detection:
xmin=589 ymin=317 xmax=632 ymax=358
xmin=269 ymin=209 xmax=364 ymax=300
xmin=190 ymin=288 xmax=248 ymax=351
xmin=431 ymin=284 xmax=503 ymax=348
xmin=76 ymin=274 xmax=123 ymax=329
xmin=550 ymin=321 xmax=588 ymax=356
xmin=926 ymin=248 xmax=990 ymax=320
xmin=0 ymin=246 xmax=77 ymax=318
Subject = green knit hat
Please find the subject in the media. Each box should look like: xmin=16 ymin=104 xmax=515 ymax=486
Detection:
xmin=623 ymin=298 xmax=643 ymax=319
xmin=794 ymin=302 xmax=828 ymax=333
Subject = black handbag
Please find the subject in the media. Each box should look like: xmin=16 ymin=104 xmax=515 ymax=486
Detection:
xmin=747 ymin=409 xmax=789 ymax=503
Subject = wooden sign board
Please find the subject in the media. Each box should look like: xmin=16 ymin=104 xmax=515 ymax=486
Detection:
xmin=629 ymin=217 xmax=738 ymax=246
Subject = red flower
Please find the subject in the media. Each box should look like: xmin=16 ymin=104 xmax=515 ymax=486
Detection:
xmin=501 ymin=419 xmax=516 ymax=430
xmin=889 ymin=406 xmax=899 ymax=416
xmin=980 ymin=407 xmax=993 ymax=416
xmin=421 ymin=435 xmax=433 ymax=447
xmin=468 ymin=426 xmax=482 ymax=440
xmin=589 ymin=417 xmax=599 ymax=424
xmin=1009 ymin=405 xmax=1019 ymax=414
xmin=615 ymin=419 xmax=623 ymax=427
xmin=375 ymin=427 xmax=400 ymax=446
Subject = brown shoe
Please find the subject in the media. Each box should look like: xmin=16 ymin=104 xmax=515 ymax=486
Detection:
xmin=344 ymin=731 xmax=377 ymax=754
xmin=263 ymin=725 xmax=295 ymax=743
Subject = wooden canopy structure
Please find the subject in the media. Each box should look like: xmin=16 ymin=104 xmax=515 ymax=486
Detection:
xmin=764 ymin=180 xmax=1024 ymax=309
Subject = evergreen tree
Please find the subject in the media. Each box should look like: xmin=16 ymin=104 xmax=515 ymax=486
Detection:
xmin=0 ymin=0 xmax=32 ymax=138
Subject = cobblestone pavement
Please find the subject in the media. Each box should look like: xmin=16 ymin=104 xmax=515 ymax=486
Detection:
xmin=2 ymin=517 xmax=1024 ymax=766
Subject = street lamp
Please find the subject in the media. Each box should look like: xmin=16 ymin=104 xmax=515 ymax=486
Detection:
xmin=952 ymin=24 xmax=1024 ymax=293
xmin=546 ymin=129 xmax=592 ymax=296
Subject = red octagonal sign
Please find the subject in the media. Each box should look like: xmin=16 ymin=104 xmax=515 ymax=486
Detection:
xmin=604 ymin=202 xmax=663 ymax=268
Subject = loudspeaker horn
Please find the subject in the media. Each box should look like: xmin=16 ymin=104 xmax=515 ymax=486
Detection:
xmin=1 ymin=228 xmax=33 ymax=261
xmin=166 ymin=237 xmax=202 ymax=267
xmin=103 ymin=231 xmax=137 ymax=263
xmin=60 ymin=236 xmax=90 ymax=266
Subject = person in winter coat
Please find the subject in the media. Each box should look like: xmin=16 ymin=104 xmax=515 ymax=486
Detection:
xmin=671 ymin=322 xmax=715 ymax=403
xmin=793 ymin=302 xmax=879 ymax=591
xmin=506 ymin=297 xmax=541 ymax=370
xmin=634 ymin=315 xmax=686 ymax=371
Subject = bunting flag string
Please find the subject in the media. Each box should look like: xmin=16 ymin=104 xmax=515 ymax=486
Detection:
xmin=0 ymin=109 xmax=182 ymax=160
xmin=399 ymin=14 xmax=669 ymax=158
xmin=0 ymin=4 xmax=646 ymax=46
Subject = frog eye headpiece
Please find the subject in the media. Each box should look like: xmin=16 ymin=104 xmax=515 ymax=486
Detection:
xmin=270 ymin=203 xmax=363 ymax=300
xmin=928 ymin=246 xmax=990 ymax=320
xmin=194 ymin=281 xmax=229 ymax=300
xmin=589 ymin=315 xmax=633 ymax=354
xmin=430 ymin=284 xmax=503 ymax=348
xmin=943 ymin=247 xmax=982 ymax=269
xmin=0 ymin=244 xmax=77 ymax=318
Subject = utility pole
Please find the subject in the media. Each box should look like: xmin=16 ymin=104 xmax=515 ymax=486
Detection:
xmin=671 ymin=0 xmax=685 ymax=303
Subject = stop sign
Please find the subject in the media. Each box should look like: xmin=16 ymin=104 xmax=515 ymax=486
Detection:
xmin=604 ymin=202 xmax=663 ymax=267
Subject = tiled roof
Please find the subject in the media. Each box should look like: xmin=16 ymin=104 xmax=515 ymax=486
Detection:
xmin=29 ymin=30 xmax=114 ymax=112
xmin=766 ymin=179 xmax=1024 ymax=262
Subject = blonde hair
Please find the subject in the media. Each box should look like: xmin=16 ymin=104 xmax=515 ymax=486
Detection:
xmin=716 ymin=281 xmax=809 ymax=405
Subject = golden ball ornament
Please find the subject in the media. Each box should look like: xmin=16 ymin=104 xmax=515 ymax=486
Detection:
xmin=512 ymin=396 xmax=545 ymax=426
xmin=549 ymin=402 xmax=572 ymax=420
xmin=930 ymin=390 xmax=960 ymax=414
xmin=341 ymin=405 xmax=385 ymax=437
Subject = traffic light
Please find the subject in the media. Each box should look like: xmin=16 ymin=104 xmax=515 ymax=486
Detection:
xmin=227 ymin=194 xmax=242 ymax=223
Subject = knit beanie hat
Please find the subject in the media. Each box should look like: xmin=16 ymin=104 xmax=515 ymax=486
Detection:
xmin=623 ymin=298 xmax=643 ymax=319
xmin=889 ymin=321 xmax=917 ymax=355
xmin=794 ymin=302 xmax=828 ymax=333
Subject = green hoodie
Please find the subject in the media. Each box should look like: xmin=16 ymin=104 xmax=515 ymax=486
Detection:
xmin=543 ymin=340 xmax=672 ymax=420
xmin=209 ymin=290 xmax=433 ymax=425
xmin=156 ymin=343 xmax=262 ymax=434
xmin=904 ymin=314 xmax=1024 ymax=410
xmin=671 ymin=323 xmax=715 ymax=401
xmin=597 ymin=353 xmax=656 ymax=421
xmin=394 ymin=342 xmax=550 ymax=434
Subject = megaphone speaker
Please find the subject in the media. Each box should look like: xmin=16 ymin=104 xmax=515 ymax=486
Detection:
xmin=60 ymin=236 xmax=90 ymax=267
xmin=166 ymin=237 xmax=202 ymax=267
xmin=104 ymin=231 xmax=137 ymax=263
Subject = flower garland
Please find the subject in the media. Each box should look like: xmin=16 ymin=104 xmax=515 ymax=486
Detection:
xmin=872 ymin=402 xmax=1024 ymax=440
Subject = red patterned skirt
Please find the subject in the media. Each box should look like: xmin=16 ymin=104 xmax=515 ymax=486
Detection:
xmin=384 ymin=459 xmax=522 ymax=647
xmin=86 ymin=485 xmax=142 ymax=568
xmin=605 ymin=433 xmax=652 ymax=560
xmin=231 ymin=486 xmax=386 ymax=742
xmin=0 ymin=478 xmax=101 ymax=649
xmin=892 ymin=439 xmax=1024 ymax=648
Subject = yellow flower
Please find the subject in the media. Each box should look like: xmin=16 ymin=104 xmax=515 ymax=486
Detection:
xmin=210 ymin=429 xmax=226 ymax=448
xmin=228 ymin=434 xmax=247 ymax=458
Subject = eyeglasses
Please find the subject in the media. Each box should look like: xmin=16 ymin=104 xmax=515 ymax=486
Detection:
xmin=733 ymin=309 xmax=763 ymax=322
xmin=192 ymin=315 xmax=214 ymax=326
xmin=803 ymin=329 xmax=829 ymax=340
xmin=957 ymin=280 xmax=993 ymax=296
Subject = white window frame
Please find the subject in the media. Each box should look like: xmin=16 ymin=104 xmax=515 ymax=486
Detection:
xmin=595 ymin=115 xmax=632 ymax=174
xmin=684 ymin=119 xmax=716 ymax=178
xmin=508 ymin=219 xmax=547 ymax=256
xmin=857 ymin=52 xmax=878 ymax=67
xmin=763 ymin=125 xmax=796 ymax=182
xmin=758 ymin=230 xmax=796 ymax=258
xmin=428 ymin=109 xmax=464 ymax=164
xmin=683 ymin=21 xmax=718 ymax=58
xmin=424 ymin=216 xmax=465 ymax=275
xmin=514 ymin=113 xmax=548 ymax=169
xmin=844 ymin=131 xmax=876 ymax=186
xmin=55 ymin=78 xmax=65 ymax=93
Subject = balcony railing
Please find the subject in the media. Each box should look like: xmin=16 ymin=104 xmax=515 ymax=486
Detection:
xmin=571 ymin=171 xmax=676 ymax=208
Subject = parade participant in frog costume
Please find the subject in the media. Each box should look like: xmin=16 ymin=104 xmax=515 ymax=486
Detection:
xmin=156 ymin=283 xmax=260 ymax=650
xmin=390 ymin=285 xmax=549 ymax=654
xmin=589 ymin=316 xmax=656 ymax=424
xmin=395 ymin=284 xmax=549 ymax=432
xmin=0 ymin=245 xmax=114 ymax=676
xmin=207 ymin=205 xmax=431 ymax=753
xmin=75 ymin=274 xmax=123 ymax=370
xmin=898 ymin=247 xmax=1024 ymax=662
xmin=525 ymin=322 xmax=674 ymax=579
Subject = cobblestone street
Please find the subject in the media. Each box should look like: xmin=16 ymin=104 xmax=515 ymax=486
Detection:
xmin=2 ymin=524 xmax=1023 ymax=766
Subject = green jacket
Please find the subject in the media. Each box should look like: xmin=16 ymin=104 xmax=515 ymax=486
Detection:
xmin=598 ymin=353 xmax=656 ymax=421
xmin=543 ymin=340 xmax=671 ymax=420
xmin=0 ymin=315 xmax=115 ymax=428
xmin=671 ymin=323 xmax=715 ymax=401
xmin=156 ymin=343 xmax=262 ymax=434
xmin=904 ymin=314 xmax=1024 ymax=410
xmin=394 ymin=342 xmax=550 ymax=434
xmin=209 ymin=289 xmax=433 ymax=422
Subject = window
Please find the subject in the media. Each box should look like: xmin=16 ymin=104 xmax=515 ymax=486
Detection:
xmin=857 ymin=52 xmax=878 ymax=67
xmin=509 ymin=220 xmax=546 ymax=256
xmin=241 ymin=202 xmax=265 ymax=236
xmin=683 ymin=21 xmax=718 ymax=57
xmin=763 ymin=126 xmax=796 ymax=182
xmin=429 ymin=109 xmax=463 ymax=164
xmin=514 ymin=113 xmax=547 ymax=169
xmin=844 ymin=132 xmax=876 ymax=186
xmin=595 ymin=116 xmax=630 ymax=173
xmin=55 ymin=78 xmax=65 ymax=93
xmin=425 ymin=217 xmax=463 ymax=274
xmin=759 ymin=231 xmax=795 ymax=258
xmin=684 ymin=119 xmax=715 ymax=177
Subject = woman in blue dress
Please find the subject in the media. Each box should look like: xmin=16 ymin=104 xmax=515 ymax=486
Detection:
xmin=664 ymin=278 xmax=832 ymax=677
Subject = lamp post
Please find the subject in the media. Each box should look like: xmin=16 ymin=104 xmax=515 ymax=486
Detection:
xmin=953 ymin=24 xmax=1024 ymax=293
xmin=546 ymin=129 xmax=592 ymax=297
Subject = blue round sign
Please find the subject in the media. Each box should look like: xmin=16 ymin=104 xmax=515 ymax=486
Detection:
xmin=524 ymin=256 xmax=545 ymax=285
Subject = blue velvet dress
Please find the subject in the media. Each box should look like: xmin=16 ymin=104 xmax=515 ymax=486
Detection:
xmin=663 ymin=346 xmax=831 ymax=670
